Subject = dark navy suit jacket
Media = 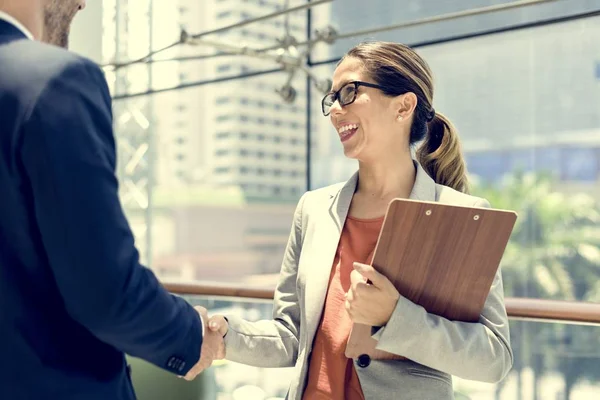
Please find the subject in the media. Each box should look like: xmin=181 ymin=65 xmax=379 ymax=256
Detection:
xmin=0 ymin=19 xmax=203 ymax=399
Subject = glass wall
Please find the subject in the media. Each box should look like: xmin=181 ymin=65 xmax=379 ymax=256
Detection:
xmin=306 ymin=7 xmax=600 ymax=399
xmin=104 ymin=0 xmax=309 ymax=285
xmin=309 ymin=13 xmax=600 ymax=304
xmin=95 ymin=1 xmax=600 ymax=399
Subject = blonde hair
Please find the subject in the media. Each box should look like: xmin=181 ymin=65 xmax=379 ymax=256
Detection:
xmin=341 ymin=41 xmax=469 ymax=193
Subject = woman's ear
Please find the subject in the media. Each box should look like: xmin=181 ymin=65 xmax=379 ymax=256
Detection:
xmin=394 ymin=92 xmax=418 ymax=120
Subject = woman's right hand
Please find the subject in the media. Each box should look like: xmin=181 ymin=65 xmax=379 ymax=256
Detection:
xmin=208 ymin=315 xmax=229 ymax=338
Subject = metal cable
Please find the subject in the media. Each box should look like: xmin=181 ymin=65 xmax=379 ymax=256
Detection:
xmin=279 ymin=0 xmax=559 ymax=49
xmin=112 ymin=68 xmax=284 ymax=101
xmin=102 ymin=0 xmax=333 ymax=70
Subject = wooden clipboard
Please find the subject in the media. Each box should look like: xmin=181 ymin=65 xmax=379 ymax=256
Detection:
xmin=345 ymin=198 xmax=517 ymax=360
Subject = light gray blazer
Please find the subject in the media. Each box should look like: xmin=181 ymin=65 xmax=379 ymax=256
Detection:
xmin=223 ymin=162 xmax=513 ymax=400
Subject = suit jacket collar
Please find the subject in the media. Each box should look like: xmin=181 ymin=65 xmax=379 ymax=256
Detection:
xmin=0 ymin=14 xmax=32 ymax=40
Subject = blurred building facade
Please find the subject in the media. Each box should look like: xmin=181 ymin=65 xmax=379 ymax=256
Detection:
xmin=76 ymin=0 xmax=600 ymax=284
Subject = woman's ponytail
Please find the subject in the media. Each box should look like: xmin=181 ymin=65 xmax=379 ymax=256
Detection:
xmin=416 ymin=112 xmax=469 ymax=194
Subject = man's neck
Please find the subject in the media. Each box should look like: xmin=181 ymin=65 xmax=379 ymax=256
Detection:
xmin=0 ymin=1 xmax=43 ymax=40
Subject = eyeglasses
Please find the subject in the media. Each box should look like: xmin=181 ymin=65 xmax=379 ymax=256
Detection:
xmin=321 ymin=81 xmax=386 ymax=116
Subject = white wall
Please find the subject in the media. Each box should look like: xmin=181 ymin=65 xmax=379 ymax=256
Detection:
xmin=69 ymin=0 xmax=103 ymax=62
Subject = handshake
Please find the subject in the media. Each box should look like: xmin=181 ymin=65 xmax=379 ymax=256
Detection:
xmin=181 ymin=306 xmax=229 ymax=381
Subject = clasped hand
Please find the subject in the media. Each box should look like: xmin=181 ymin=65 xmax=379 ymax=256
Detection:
xmin=182 ymin=263 xmax=398 ymax=380
xmin=345 ymin=262 xmax=400 ymax=327
xmin=181 ymin=306 xmax=227 ymax=381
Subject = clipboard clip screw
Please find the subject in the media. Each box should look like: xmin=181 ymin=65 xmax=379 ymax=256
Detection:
xmin=473 ymin=215 xmax=480 ymax=220
xmin=425 ymin=210 xmax=432 ymax=216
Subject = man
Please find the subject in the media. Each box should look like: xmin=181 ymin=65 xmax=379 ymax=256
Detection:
xmin=0 ymin=1 xmax=222 ymax=399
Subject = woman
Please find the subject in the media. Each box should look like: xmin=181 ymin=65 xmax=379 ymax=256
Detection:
xmin=207 ymin=41 xmax=513 ymax=400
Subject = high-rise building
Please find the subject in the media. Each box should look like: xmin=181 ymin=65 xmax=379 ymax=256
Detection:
xmin=98 ymin=0 xmax=312 ymax=281
xmin=151 ymin=0 xmax=308 ymax=202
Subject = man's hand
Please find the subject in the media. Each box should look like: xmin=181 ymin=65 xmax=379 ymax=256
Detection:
xmin=208 ymin=314 xmax=229 ymax=337
xmin=181 ymin=306 xmax=225 ymax=381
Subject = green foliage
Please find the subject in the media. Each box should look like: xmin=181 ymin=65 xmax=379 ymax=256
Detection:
xmin=472 ymin=170 xmax=600 ymax=399
xmin=473 ymin=170 xmax=600 ymax=301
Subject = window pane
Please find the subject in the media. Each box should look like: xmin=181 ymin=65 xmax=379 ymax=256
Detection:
xmin=108 ymin=18 xmax=308 ymax=281
xmin=309 ymin=16 xmax=600 ymax=302
xmin=139 ymin=73 xmax=306 ymax=284
xmin=106 ymin=1 xmax=310 ymax=284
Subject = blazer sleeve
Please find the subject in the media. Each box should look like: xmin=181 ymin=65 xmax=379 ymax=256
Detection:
xmin=222 ymin=193 xmax=307 ymax=368
xmin=19 ymin=57 xmax=202 ymax=376
xmin=372 ymin=198 xmax=513 ymax=383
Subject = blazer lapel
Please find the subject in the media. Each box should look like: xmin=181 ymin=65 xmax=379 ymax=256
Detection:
xmin=303 ymin=162 xmax=435 ymax=346
xmin=304 ymin=173 xmax=357 ymax=344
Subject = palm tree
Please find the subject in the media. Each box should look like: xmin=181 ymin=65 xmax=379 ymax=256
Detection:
xmin=472 ymin=170 xmax=600 ymax=400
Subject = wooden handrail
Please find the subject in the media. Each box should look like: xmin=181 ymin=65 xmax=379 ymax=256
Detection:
xmin=166 ymin=282 xmax=274 ymax=300
xmin=164 ymin=282 xmax=600 ymax=325
xmin=503 ymin=298 xmax=600 ymax=325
